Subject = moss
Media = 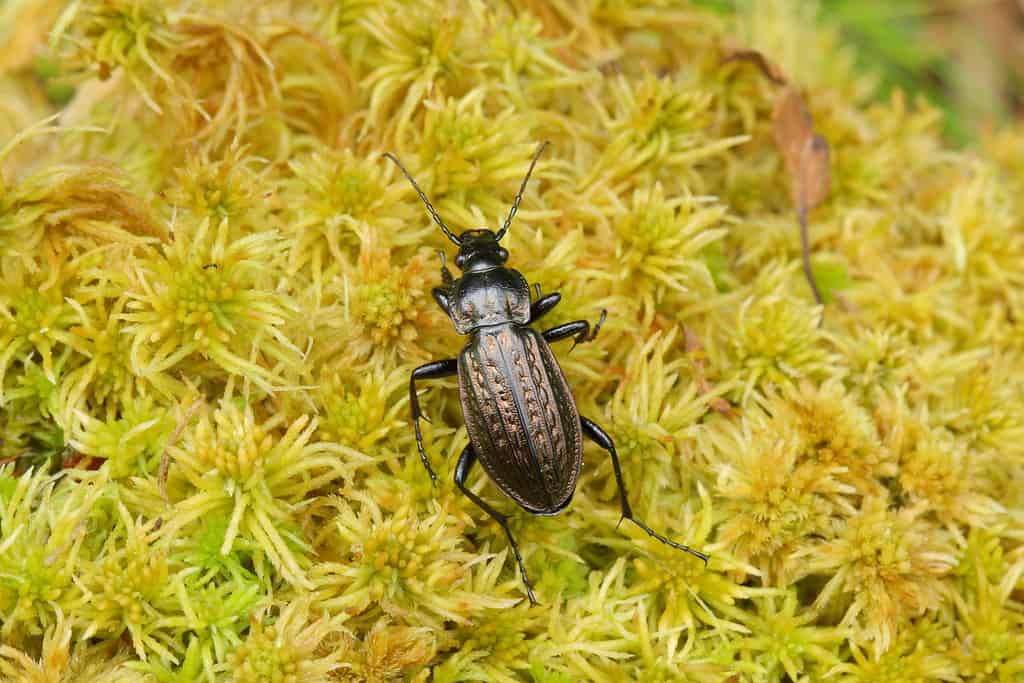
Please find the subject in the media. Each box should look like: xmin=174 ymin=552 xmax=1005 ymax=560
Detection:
xmin=1 ymin=0 xmax=1023 ymax=680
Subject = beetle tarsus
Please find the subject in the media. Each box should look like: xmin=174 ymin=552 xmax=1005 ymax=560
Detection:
xmin=592 ymin=309 xmax=607 ymax=340
xmin=413 ymin=420 xmax=439 ymax=485
xmin=627 ymin=517 xmax=710 ymax=565
xmin=455 ymin=444 xmax=539 ymax=605
xmin=580 ymin=416 xmax=709 ymax=565
xmin=541 ymin=309 xmax=606 ymax=351
xmin=572 ymin=309 xmax=606 ymax=349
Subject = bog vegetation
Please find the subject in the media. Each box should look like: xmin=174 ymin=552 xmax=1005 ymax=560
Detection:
xmin=0 ymin=1 xmax=1022 ymax=681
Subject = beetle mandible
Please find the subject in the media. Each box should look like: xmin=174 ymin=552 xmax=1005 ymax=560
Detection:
xmin=384 ymin=142 xmax=708 ymax=604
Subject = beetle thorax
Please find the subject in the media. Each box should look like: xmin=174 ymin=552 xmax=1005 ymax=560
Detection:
xmin=449 ymin=267 xmax=531 ymax=334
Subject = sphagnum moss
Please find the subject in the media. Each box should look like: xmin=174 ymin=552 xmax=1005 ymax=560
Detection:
xmin=2 ymin=0 xmax=1024 ymax=680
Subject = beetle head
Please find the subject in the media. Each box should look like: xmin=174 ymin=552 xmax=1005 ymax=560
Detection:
xmin=454 ymin=229 xmax=508 ymax=271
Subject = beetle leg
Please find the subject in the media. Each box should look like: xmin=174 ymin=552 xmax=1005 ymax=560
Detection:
xmin=580 ymin=417 xmax=709 ymax=564
xmin=432 ymin=287 xmax=452 ymax=316
xmin=410 ymin=359 xmax=458 ymax=484
xmin=529 ymin=291 xmax=561 ymax=323
xmin=438 ymin=249 xmax=454 ymax=287
xmin=455 ymin=444 xmax=539 ymax=606
xmin=542 ymin=309 xmax=606 ymax=350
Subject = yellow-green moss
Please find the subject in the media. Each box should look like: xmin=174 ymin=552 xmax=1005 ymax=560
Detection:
xmin=1 ymin=0 xmax=1023 ymax=681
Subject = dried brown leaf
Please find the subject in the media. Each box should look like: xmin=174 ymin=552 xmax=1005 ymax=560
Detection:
xmin=724 ymin=47 xmax=832 ymax=306
xmin=774 ymin=87 xmax=831 ymax=210
xmin=773 ymin=89 xmax=810 ymax=192
xmin=721 ymin=48 xmax=788 ymax=85
xmin=772 ymin=85 xmax=831 ymax=305
xmin=798 ymin=133 xmax=831 ymax=210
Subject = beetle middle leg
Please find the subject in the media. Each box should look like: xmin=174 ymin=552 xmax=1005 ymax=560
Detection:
xmin=455 ymin=444 xmax=539 ymax=605
xmin=542 ymin=309 xmax=607 ymax=350
xmin=409 ymin=359 xmax=458 ymax=483
xmin=530 ymin=290 xmax=561 ymax=323
xmin=580 ymin=416 xmax=709 ymax=564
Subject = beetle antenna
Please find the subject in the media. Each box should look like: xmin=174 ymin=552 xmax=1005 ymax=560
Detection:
xmin=384 ymin=152 xmax=461 ymax=246
xmin=496 ymin=140 xmax=549 ymax=242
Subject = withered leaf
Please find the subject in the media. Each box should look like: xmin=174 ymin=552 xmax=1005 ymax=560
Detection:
xmin=723 ymin=48 xmax=833 ymax=306
xmin=721 ymin=48 xmax=788 ymax=86
xmin=773 ymin=86 xmax=830 ymax=210
xmin=772 ymin=85 xmax=831 ymax=305
xmin=799 ymin=133 xmax=831 ymax=210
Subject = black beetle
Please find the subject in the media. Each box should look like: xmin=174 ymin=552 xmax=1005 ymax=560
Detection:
xmin=384 ymin=142 xmax=708 ymax=604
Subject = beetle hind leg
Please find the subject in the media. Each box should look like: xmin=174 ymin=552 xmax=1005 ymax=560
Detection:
xmin=580 ymin=417 xmax=709 ymax=565
xmin=409 ymin=359 xmax=458 ymax=484
xmin=455 ymin=444 xmax=539 ymax=605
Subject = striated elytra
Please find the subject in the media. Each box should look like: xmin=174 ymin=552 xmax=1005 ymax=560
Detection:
xmin=385 ymin=142 xmax=708 ymax=604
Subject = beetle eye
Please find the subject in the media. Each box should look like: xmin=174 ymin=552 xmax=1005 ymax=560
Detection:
xmin=497 ymin=248 xmax=508 ymax=261
xmin=455 ymin=253 xmax=466 ymax=267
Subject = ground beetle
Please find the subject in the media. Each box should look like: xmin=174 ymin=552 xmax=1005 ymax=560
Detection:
xmin=384 ymin=142 xmax=709 ymax=604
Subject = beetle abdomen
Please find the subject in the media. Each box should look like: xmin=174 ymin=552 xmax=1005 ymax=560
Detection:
xmin=458 ymin=325 xmax=582 ymax=514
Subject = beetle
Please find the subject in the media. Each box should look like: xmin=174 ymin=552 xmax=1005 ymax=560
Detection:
xmin=384 ymin=142 xmax=708 ymax=604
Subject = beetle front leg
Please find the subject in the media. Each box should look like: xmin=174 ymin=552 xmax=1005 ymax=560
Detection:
xmin=409 ymin=359 xmax=458 ymax=484
xmin=542 ymin=309 xmax=607 ymax=350
xmin=454 ymin=444 xmax=539 ymax=605
xmin=431 ymin=252 xmax=456 ymax=317
xmin=580 ymin=416 xmax=709 ymax=564
xmin=437 ymin=249 xmax=454 ymax=287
